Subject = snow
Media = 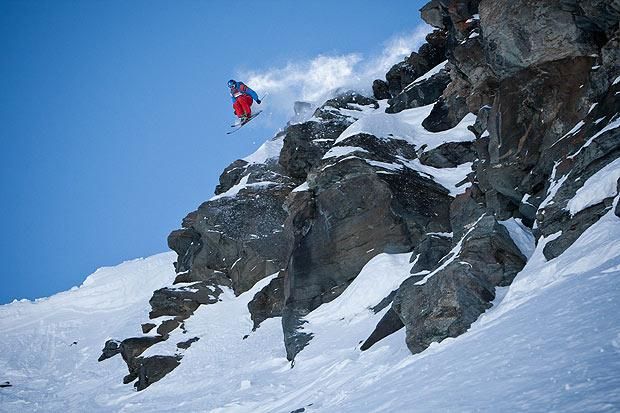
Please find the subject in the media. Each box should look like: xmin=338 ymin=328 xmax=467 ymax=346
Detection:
xmin=570 ymin=114 xmax=620 ymax=159
xmin=304 ymin=252 xmax=412 ymax=324
xmin=364 ymin=159 xmax=403 ymax=171
xmin=581 ymin=114 xmax=620 ymax=150
xmin=404 ymin=60 xmax=447 ymax=90
xmin=567 ymin=157 xmax=620 ymax=215
xmin=415 ymin=214 xmax=485 ymax=286
xmin=322 ymin=145 xmax=369 ymax=159
xmin=0 ymin=252 xmax=177 ymax=412
xmin=242 ymin=133 xmax=285 ymax=164
xmin=499 ymin=218 xmax=536 ymax=258
xmin=209 ymin=175 xmax=280 ymax=201
xmin=292 ymin=182 xmax=310 ymax=193
xmin=588 ymin=103 xmax=598 ymax=114
xmin=539 ymin=161 xmax=569 ymax=209
xmin=2 ymin=205 xmax=620 ymax=411
xmin=400 ymin=158 xmax=472 ymax=196
xmin=335 ymin=103 xmax=476 ymax=150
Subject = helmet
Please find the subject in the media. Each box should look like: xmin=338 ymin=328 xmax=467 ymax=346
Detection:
xmin=228 ymin=79 xmax=236 ymax=88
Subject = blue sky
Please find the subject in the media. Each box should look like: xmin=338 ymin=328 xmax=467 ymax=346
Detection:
xmin=0 ymin=0 xmax=427 ymax=304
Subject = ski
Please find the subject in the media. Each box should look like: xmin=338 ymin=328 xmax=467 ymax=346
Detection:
xmin=227 ymin=110 xmax=262 ymax=134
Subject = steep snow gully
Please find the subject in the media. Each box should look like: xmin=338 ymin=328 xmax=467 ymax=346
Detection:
xmin=2 ymin=0 xmax=620 ymax=411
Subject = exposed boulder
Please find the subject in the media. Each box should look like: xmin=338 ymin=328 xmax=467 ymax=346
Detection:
xmin=360 ymin=308 xmax=405 ymax=351
xmin=410 ymin=233 xmax=453 ymax=275
xmin=372 ymin=79 xmax=391 ymax=100
xmin=386 ymin=52 xmax=431 ymax=97
xmin=386 ymin=66 xmax=451 ymax=114
xmin=417 ymin=140 xmax=476 ymax=168
xmin=134 ymin=355 xmax=181 ymax=391
xmin=422 ymin=94 xmax=469 ymax=132
xmin=141 ymin=323 xmax=156 ymax=334
xmin=248 ymin=273 xmax=285 ymax=330
xmin=215 ymin=159 xmax=249 ymax=195
xmin=392 ymin=215 xmax=526 ymax=354
xmin=279 ymin=92 xmax=378 ymax=180
xmin=110 ymin=336 xmax=167 ymax=385
xmin=176 ymin=337 xmax=200 ymax=350
xmin=421 ymin=0 xmax=480 ymax=35
xmin=419 ymin=30 xmax=448 ymax=68
xmin=98 ymin=339 xmax=121 ymax=362
xmin=149 ymin=283 xmax=224 ymax=319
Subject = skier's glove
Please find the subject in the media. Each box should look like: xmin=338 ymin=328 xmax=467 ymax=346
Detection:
xmin=256 ymin=99 xmax=261 ymax=104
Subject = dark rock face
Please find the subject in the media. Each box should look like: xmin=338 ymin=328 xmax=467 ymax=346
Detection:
xmin=247 ymin=273 xmax=285 ymax=330
xmin=176 ymin=337 xmax=200 ymax=350
xmin=418 ymin=141 xmax=476 ymax=168
xmin=372 ymin=79 xmax=391 ymax=100
xmin=422 ymin=95 xmax=470 ymax=132
xmin=360 ymin=308 xmax=405 ymax=351
xmin=282 ymin=132 xmax=455 ymax=359
xmin=386 ymin=66 xmax=451 ymax=114
xmin=479 ymin=0 xmax=598 ymax=80
xmin=98 ymin=339 xmax=121 ymax=362
xmin=168 ymin=168 xmax=294 ymax=297
xmin=392 ymin=216 xmax=526 ymax=354
xmin=279 ymin=92 xmax=378 ymax=180
xmin=535 ymin=80 xmax=620 ymax=259
xmin=410 ymin=234 xmax=452 ymax=275
xmin=386 ymin=52 xmax=431 ymax=97
xmin=134 ymin=355 xmax=181 ymax=391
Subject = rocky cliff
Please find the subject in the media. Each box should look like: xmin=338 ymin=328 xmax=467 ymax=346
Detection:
xmin=99 ymin=0 xmax=620 ymax=391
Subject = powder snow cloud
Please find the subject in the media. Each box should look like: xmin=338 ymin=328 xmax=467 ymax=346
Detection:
xmin=238 ymin=25 xmax=431 ymax=120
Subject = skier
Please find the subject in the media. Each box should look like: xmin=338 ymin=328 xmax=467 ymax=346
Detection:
xmin=228 ymin=79 xmax=261 ymax=123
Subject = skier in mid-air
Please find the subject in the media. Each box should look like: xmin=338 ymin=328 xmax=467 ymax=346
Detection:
xmin=228 ymin=79 xmax=261 ymax=124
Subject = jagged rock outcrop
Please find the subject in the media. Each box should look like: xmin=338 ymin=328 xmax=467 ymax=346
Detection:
xmin=248 ymin=272 xmax=285 ymax=330
xmin=279 ymin=92 xmax=378 ymax=180
xmin=100 ymin=0 xmax=619 ymax=391
xmin=385 ymin=52 xmax=432 ymax=98
xmin=391 ymin=216 xmax=526 ymax=353
xmin=359 ymin=0 xmax=619 ymax=353
xmin=386 ymin=65 xmax=451 ymax=114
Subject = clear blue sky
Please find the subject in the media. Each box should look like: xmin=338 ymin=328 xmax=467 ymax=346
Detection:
xmin=0 ymin=0 xmax=427 ymax=304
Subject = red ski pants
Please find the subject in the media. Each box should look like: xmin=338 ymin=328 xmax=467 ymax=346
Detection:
xmin=233 ymin=95 xmax=253 ymax=117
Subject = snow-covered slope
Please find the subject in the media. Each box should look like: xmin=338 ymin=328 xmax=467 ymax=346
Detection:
xmin=0 ymin=252 xmax=176 ymax=412
xmin=1 ymin=207 xmax=619 ymax=412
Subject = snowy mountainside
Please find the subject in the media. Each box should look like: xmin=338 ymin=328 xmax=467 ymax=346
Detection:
xmin=1 ymin=208 xmax=619 ymax=411
xmin=2 ymin=0 xmax=620 ymax=411
xmin=0 ymin=252 xmax=176 ymax=411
